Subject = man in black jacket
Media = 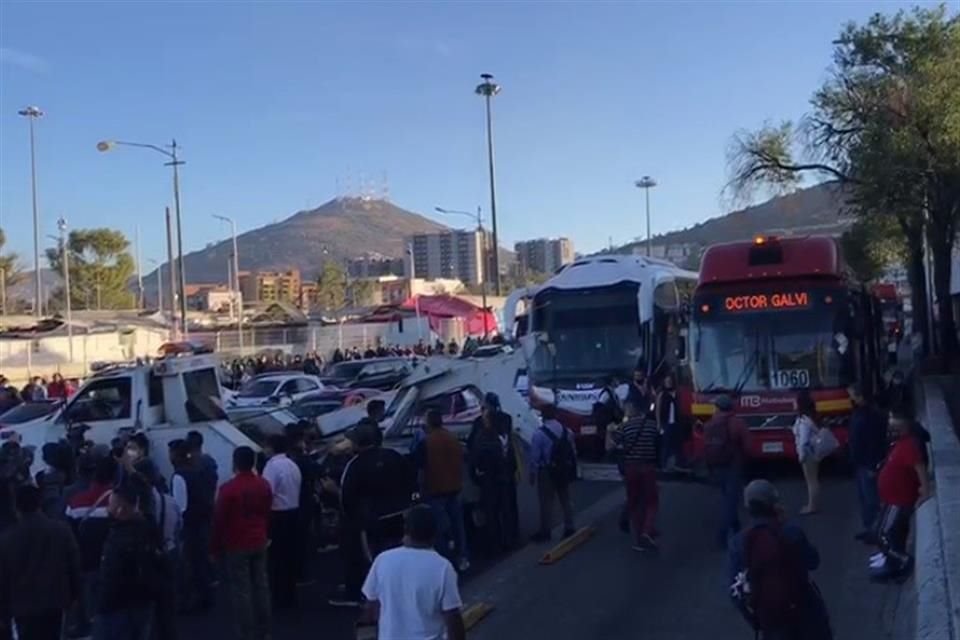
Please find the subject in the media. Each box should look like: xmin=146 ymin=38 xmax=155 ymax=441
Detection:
xmin=325 ymin=423 xmax=416 ymax=607
xmin=0 ymin=484 xmax=81 ymax=640
xmin=848 ymin=385 xmax=888 ymax=542
xmin=95 ymin=478 xmax=162 ymax=640
xmin=170 ymin=439 xmax=216 ymax=614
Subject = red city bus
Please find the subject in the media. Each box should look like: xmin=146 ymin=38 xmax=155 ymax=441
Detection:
xmin=687 ymin=236 xmax=885 ymax=460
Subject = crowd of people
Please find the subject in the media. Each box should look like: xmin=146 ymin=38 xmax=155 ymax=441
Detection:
xmin=0 ymin=373 xmax=78 ymax=413
xmin=218 ymin=335 xmax=506 ymax=390
xmin=0 ymin=344 xmax=934 ymax=640
xmin=0 ymin=380 xmax=531 ymax=640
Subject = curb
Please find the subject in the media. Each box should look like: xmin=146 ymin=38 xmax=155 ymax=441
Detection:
xmin=916 ymin=379 xmax=960 ymax=640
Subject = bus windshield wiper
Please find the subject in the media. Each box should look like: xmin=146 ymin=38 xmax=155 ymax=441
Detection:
xmin=733 ymin=332 xmax=762 ymax=396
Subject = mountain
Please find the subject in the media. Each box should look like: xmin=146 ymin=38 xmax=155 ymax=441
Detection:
xmin=614 ymin=182 xmax=852 ymax=260
xmin=157 ymin=197 xmax=449 ymax=285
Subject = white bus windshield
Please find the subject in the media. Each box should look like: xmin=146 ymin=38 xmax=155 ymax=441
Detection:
xmin=529 ymin=284 xmax=643 ymax=385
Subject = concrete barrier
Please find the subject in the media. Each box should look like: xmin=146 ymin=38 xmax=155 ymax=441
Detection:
xmin=916 ymin=379 xmax=960 ymax=640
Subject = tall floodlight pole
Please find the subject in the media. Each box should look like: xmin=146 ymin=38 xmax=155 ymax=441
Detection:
xmin=435 ymin=205 xmax=489 ymax=337
xmin=213 ymin=214 xmax=243 ymax=354
xmin=475 ymin=74 xmax=502 ymax=296
xmin=97 ymin=138 xmax=188 ymax=336
xmin=56 ymin=217 xmax=74 ymax=360
xmin=18 ymin=106 xmax=44 ymax=318
xmin=634 ymin=176 xmax=658 ymax=257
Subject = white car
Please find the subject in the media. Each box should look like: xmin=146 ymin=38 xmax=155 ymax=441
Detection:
xmin=228 ymin=373 xmax=324 ymax=409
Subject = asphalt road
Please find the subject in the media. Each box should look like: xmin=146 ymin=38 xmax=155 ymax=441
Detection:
xmin=178 ymin=468 xmax=912 ymax=640
xmin=465 ymin=470 xmax=913 ymax=640
xmin=178 ymin=480 xmax=620 ymax=640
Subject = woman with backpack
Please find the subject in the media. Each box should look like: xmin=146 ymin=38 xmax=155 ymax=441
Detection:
xmin=793 ymin=391 xmax=821 ymax=515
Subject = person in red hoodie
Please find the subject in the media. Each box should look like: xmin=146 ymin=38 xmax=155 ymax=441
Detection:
xmin=46 ymin=373 xmax=69 ymax=400
xmin=210 ymin=446 xmax=273 ymax=640
xmin=871 ymin=408 xmax=930 ymax=582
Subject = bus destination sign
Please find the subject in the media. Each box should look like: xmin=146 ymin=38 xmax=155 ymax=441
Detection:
xmin=723 ymin=292 xmax=810 ymax=312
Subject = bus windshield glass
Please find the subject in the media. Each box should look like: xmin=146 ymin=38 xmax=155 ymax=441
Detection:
xmin=529 ymin=283 xmax=642 ymax=385
xmin=691 ymin=301 xmax=851 ymax=393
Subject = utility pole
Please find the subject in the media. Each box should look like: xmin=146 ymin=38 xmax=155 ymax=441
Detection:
xmin=135 ymin=225 xmax=143 ymax=310
xmin=165 ymin=207 xmax=178 ymax=339
xmin=169 ymin=140 xmax=188 ymax=337
xmin=57 ymin=217 xmax=74 ymax=360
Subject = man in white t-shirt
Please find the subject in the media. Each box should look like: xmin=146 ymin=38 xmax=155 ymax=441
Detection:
xmin=362 ymin=504 xmax=466 ymax=640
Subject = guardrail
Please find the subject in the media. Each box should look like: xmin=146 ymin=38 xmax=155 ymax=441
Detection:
xmin=916 ymin=379 xmax=960 ymax=640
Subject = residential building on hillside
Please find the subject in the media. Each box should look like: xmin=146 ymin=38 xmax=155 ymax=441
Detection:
xmin=238 ymin=269 xmax=302 ymax=304
xmin=407 ymin=229 xmax=490 ymax=286
xmin=515 ymin=237 xmax=574 ymax=275
xmin=347 ymin=252 xmax=405 ymax=278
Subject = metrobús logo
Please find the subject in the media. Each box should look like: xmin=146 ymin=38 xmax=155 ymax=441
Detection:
xmin=739 ymin=395 xmax=796 ymax=411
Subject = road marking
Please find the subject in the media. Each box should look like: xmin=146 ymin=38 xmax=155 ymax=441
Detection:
xmin=539 ymin=526 xmax=596 ymax=565
xmin=463 ymin=602 xmax=494 ymax=630
xmin=579 ymin=462 xmax=622 ymax=482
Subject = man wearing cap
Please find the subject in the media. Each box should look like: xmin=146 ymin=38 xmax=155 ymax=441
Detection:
xmin=702 ymin=394 xmax=750 ymax=548
xmin=728 ymin=479 xmax=831 ymax=640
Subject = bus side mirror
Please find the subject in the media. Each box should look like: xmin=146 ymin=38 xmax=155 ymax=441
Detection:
xmin=677 ymin=328 xmax=688 ymax=363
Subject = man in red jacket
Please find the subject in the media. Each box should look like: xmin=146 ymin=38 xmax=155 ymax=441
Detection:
xmin=211 ymin=446 xmax=273 ymax=640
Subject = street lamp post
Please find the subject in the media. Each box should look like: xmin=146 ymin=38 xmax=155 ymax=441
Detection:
xmin=634 ymin=176 xmax=658 ymax=257
xmin=475 ymin=74 xmax=502 ymax=296
xmin=436 ymin=206 xmax=489 ymax=337
xmin=213 ymin=214 xmax=244 ymax=354
xmin=97 ymin=139 xmax=188 ymax=336
xmin=54 ymin=218 xmax=74 ymax=360
xmin=18 ymin=106 xmax=44 ymax=318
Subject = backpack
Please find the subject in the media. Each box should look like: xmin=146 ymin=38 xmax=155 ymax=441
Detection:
xmin=731 ymin=525 xmax=830 ymax=637
xmin=541 ymin=426 xmax=577 ymax=486
xmin=703 ymin=415 xmax=737 ymax=467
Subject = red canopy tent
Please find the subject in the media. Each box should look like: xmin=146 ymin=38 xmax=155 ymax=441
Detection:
xmin=400 ymin=295 xmax=497 ymax=336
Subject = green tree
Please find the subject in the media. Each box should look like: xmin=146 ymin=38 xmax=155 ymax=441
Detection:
xmin=0 ymin=228 xmax=23 ymax=291
xmin=840 ymin=217 xmax=905 ymax=283
xmin=726 ymin=5 xmax=960 ymax=356
xmin=347 ymin=279 xmax=377 ymax=307
xmin=46 ymin=228 xmax=135 ymax=310
xmin=316 ymin=261 xmax=347 ymax=311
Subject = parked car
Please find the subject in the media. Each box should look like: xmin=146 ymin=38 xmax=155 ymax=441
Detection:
xmin=289 ymin=387 xmax=382 ymax=421
xmin=228 ymin=373 xmax=324 ymax=409
xmin=320 ymin=357 xmax=416 ymax=391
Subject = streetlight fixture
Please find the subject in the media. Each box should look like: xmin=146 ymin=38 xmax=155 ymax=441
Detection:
xmin=475 ymin=73 xmax=502 ymax=296
xmin=634 ymin=176 xmax=658 ymax=257
xmin=213 ymin=214 xmax=244 ymax=354
xmin=53 ymin=217 xmax=74 ymax=360
xmin=435 ymin=205 xmax=490 ymax=337
xmin=18 ymin=105 xmax=44 ymax=318
xmin=97 ymin=138 xmax=188 ymax=336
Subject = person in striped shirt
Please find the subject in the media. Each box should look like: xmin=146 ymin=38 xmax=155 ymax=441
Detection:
xmin=612 ymin=399 xmax=660 ymax=551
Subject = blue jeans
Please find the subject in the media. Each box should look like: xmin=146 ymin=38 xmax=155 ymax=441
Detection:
xmin=94 ymin=607 xmax=151 ymax=640
xmin=855 ymin=467 xmax=880 ymax=531
xmin=428 ymin=493 xmax=468 ymax=563
xmin=711 ymin=466 xmax=743 ymax=547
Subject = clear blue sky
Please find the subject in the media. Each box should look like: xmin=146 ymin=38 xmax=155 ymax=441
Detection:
xmin=0 ymin=0 xmax=933 ymax=271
